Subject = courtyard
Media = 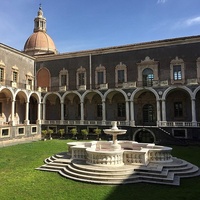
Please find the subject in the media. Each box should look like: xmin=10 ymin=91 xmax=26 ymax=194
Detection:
xmin=0 ymin=139 xmax=200 ymax=200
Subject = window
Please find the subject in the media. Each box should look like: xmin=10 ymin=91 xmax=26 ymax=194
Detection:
xmin=13 ymin=71 xmax=18 ymax=82
xmin=174 ymin=102 xmax=183 ymax=117
xmin=95 ymin=65 xmax=106 ymax=88
xmin=97 ymin=104 xmax=102 ymax=117
xmin=59 ymin=69 xmax=68 ymax=90
xmin=118 ymin=103 xmax=125 ymax=117
xmin=137 ymin=56 xmax=159 ymax=87
xmin=77 ymin=67 xmax=86 ymax=88
xmin=173 ymin=65 xmax=182 ymax=80
xmin=97 ymin=71 xmax=104 ymax=84
xmin=143 ymin=104 xmax=154 ymax=123
xmin=78 ymin=73 xmax=85 ymax=86
xmin=118 ymin=70 xmax=125 ymax=83
xmin=115 ymin=62 xmax=127 ymax=87
xmin=2 ymin=129 xmax=9 ymax=137
xmin=18 ymin=127 xmax=25 ymax=135
xmin=173 ymin=129 xmax=187 ymax=138
xmin=61 ymin=74 xmax=67 ymax=86
xmin=142 ymin=68 xmax=154 ymax=86
xmin=0 ymin=68 xmax=4 ymax=82
xmin=170 ymin=57 xmax=185 ymax=84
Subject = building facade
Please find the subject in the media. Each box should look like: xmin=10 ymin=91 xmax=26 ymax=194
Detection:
xmin=35 ymin=36 xmax=200 ymax=143
xmin=1 ymin=6 xmax=200 ymax=145
xmin=0 ymin=43 xmax=41 ymax=146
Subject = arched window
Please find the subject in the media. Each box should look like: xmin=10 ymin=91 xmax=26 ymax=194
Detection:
xmin=143 ymin=104 xmax=154 ymax=123
xmin=142 ymin=68 xmax=154 ymax=86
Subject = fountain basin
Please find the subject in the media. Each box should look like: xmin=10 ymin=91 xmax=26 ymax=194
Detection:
xmin=67 ymin=140 xmax=172 ymax=166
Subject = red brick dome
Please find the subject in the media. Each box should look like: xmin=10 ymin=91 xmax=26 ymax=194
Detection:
xmin=24 ymin=31 xmax=56 ymax=56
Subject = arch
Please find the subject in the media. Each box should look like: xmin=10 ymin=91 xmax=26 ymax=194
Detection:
xmin=62 ymin=91 xmax=82 ymax=103
xmin=133 ymin=128 xmax=156 ymax=143
xmin=104 ymin=89 xmax=129 ymax=101
xmin=130 ymin=87 xmax=159 ymax=101
xmin=162 ymin=86 xmax=193 ymax=100
xmin=42 ymin=92 xmax=62 ymax=104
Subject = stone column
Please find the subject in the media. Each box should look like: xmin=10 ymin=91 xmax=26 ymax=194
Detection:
xmin=80 ymin=100 xmax=84 ymax=124
xmin=102 ymin=100 xmax=106 ymax=125
xmin=42 ymin=103 xmax=46 ymax=121
xmin=130 ymin=100 xmax=135 ymax=126
xmin=24 ymin=101 xmax=30 ymax=125
xmin=161 ymin=100 xmax=166 ymax=125
xmin=125 ymin=100 xmax=129 ymax=124
xmin=37 ymin=102 xmax=41 ymax=124
xmin=191 ymin=98 xmax=197 ymax=126
xmin=11 ymin=100 xmax=15 ymax=126
xmin=156 ymin=100 xmax=161 ymax=126
xmin=61 ymin=101 xmax=64 ymax=123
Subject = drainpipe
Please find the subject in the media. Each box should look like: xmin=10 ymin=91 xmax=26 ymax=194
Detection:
xmin=89 ymin=54 xmax=92 ymax=90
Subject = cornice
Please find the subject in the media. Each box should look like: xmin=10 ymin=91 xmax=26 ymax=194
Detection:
xmin=35 ymin=35 xmax=200 ymax=62
xmin=0 ymin=43 xmax=35 ymax=60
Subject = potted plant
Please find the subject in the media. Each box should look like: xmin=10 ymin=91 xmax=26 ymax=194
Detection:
xmin=47 ymin=129 xmax=53 ymax=140
xmin=81 ymin=129 xmax=88 ymax=140
xmin=41 ymin=130 xmax=47 ymax=141
xmin=58 ymin=129 xmax=65 ymax=138
xmin=70 ymin=128 xmax=78 ymax=139
xmin=94 ymin=128 xmax=101 ymax=140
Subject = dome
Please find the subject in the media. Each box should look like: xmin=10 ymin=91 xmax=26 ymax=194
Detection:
xmin=24 ymin=31 xmax=57 ymax=56
xmin=23 ymin=5 xmax=57 ymax=56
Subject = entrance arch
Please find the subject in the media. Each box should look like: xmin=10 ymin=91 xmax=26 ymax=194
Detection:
xmin=133 ymin=128 xmax=155 ymax=143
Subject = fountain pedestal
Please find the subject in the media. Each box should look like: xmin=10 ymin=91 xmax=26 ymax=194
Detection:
xmin=104 ymin=121 xmax=127 ymax=151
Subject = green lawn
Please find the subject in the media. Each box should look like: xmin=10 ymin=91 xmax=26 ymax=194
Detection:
xmin=0 ymin=140 xmax=200 ymax=200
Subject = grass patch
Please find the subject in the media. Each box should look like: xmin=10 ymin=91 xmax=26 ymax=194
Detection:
xmin=0 ymin=140 xmax=200 ymax=200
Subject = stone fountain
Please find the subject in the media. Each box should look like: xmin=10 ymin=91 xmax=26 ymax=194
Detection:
xmin=104 ymin=121 xmax=126 ymax=150
xmin=37 ymin=121 xmax=200 ymax=185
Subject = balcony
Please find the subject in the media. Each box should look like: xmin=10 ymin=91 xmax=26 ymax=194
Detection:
xmin=123 ymin=82 xmax=136 ymax=88
xmin=100 ymin=83 xmax=108 ymax=90
xmin=59 ymin=86 xmax=67 ymax=92
xmin=78 ymin=85 xmax=86 ymax=91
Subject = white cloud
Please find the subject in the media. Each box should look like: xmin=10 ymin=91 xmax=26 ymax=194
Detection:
xmin=185 ymin=16 xmax=200 ymax=26
xmin=157 ymin=0 xmax=167 ymax=4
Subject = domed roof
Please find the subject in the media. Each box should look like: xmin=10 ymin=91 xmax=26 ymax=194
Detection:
xmin=23 ymin=5 xmax=57 ymax=56
xmin=24 ymin=31 xmax=56 ymax=56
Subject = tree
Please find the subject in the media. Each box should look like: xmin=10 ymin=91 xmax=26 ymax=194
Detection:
xmin=70 ymin=128 xmax=78 ymax=139
xmin=81 ymin=129 xmax=88 ymax=140
xmin=94 ymin=128 xmax=101 ymax=140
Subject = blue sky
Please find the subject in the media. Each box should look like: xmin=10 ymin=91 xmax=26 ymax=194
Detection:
xmin=1 ymin=0 xmax=200 ymax=53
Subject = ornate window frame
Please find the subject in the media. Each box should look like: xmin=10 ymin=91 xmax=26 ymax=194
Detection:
xmin=26 ymin=72 xmax=34 ymax=90
xmin=170 ymin=56 xmax=185 ymax=84
xmin=11 ymin=65 xmax=19 ymax=88
xmin=137 ymin=56 xmax=159 ymax=86
xmin=76 ymin=66 xmax=86 ymax=89
xmin=59 ymin=68 xmax=69 ymax=88
xmin=95 ymin=64 xmax=106 ymax=87
xmin=115 ymin=62 xmax=127 ymax=87
xmin=0 ymin=60 xmax=5 ymax=83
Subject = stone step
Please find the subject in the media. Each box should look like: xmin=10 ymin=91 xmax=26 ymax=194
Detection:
xmin=69 ymin=162 xmax=170 ymax=178
xmin=36 ymin=155 xmax=200 ymax=186
xmin=61 ymin=165 xmax=176 ymax=184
